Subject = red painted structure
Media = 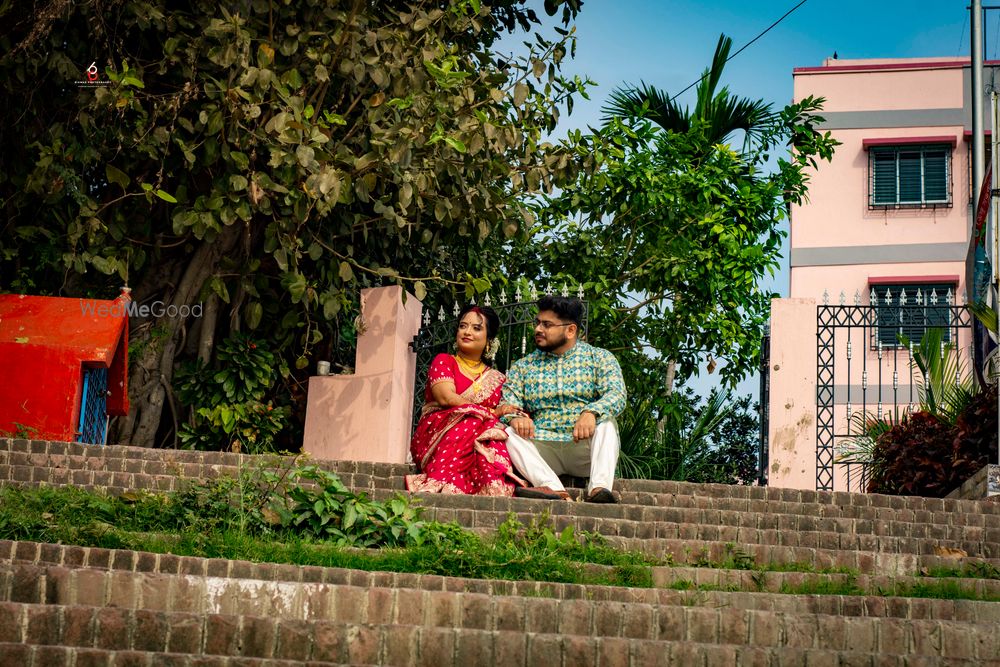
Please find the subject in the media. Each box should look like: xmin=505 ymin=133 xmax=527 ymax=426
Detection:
xmin=0 ymin=291 xmax=130 ymax=442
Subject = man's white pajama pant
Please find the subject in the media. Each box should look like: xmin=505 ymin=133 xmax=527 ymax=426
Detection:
xmin=503 ymin=419 xmax=620 ymax=493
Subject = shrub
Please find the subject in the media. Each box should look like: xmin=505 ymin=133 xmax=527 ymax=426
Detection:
xmin=867 ymin=411 xmax=957 ymax=496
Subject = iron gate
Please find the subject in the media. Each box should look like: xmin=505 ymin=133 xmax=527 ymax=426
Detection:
xmin=815 ymin=288 xmax=972 ymax=492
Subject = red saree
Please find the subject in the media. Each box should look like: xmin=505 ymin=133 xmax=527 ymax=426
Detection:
xmin=405 ymin=354 xmax=523 ymax=496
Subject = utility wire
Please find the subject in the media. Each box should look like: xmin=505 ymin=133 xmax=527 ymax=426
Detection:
xmin=668 ymin=0 xmax=811 ymax=103
xmin=957 ymin=10 xmax=969 ymax=57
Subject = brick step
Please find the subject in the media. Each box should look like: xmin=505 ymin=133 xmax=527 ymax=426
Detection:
xmin=4 ymin=558 xmax=1000 ymax=633
xmin=9 ymin=456 xmax=998 ymax=551
xmin=601 ymin=536 xmax=1000 ymax=576
xmin=0 ymin=643 xmax=359 ymax=666
xmin=5 ymin=465 xmax=998 ymax=564
xmin=2 ymin=599 xmax=997 ymax=664
xmin=6 ymin=438 xmax=1000 ymax=517
xmin=650 ymin=565 xmax=1000 ymax=602
xmin=406 ymin=503 xmax=1000 ymax=557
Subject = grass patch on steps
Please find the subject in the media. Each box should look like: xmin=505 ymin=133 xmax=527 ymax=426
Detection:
xmin=0 ymin=483 xmax=656 ymax=588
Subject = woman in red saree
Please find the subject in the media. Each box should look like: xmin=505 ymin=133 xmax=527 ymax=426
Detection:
xmin=405 ymin=305 xmax=524 ymax=496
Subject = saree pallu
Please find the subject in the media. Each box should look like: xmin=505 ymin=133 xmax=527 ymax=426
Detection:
xmin=405 ymin=366 xmax=522 ymax=496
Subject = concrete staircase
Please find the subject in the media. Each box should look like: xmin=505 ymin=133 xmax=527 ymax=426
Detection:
xmin=2 ymin=437 xmax=1000 ymax=666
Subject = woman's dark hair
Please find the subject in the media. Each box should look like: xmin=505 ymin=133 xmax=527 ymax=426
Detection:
xmin=456 ymin=304 xmax=500 ymax=341
xmin=537 ymin=295 xmax=583 ymax=327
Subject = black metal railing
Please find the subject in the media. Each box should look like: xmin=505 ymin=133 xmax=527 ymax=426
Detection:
xmin=815 ymin=289 xmax=972 ymax=492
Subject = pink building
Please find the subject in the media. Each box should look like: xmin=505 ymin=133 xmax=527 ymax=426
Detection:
xmin=768 ymin=57 xmax=979 ymax=492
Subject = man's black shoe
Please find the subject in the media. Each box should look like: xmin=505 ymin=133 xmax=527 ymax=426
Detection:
xmin=585 ymin=487 xmax=616 ymax=504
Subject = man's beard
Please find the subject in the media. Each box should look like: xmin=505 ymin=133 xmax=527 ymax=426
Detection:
xmin=535 ymin=333 xmax=568 ymax=352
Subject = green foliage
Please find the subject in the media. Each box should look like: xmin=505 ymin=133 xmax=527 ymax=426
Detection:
xmin=0 ymin=0 xmax=594 ymax=447
xmin=284 ymin=465 xmax=427 ymax=548
xmin=617 ymin=387 xmax=760 ymax=483
xmin=522 ymin=91 xmax=837 ymax=393
xmin=175 ymin=333 xmax=289 ymax=453
xmin=836 ymin=327 xmax=988 ymax=496
xmin=901 ymin=328 xmax=976 ymax=424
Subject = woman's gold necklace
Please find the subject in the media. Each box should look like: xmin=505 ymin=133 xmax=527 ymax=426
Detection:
xmin=455 ymin=354 xmax=484 ymax=376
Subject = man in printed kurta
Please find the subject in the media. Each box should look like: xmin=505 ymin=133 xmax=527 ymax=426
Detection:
xmin=500 ymin=295 xmax=627 ymax=503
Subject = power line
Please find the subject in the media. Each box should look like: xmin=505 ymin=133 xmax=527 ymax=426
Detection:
xmin=957 ymin=10 xmax=969 ymax=57
xmin=668 ymin=0 xmax=811 ymax=103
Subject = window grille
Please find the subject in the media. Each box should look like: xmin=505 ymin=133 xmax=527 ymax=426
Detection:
xmin=78 ymin=366 xmax=109 ymax=445
xmin=869 ymin=144 xmax=951 ymax=208
xmin=873 ymin=283 xmax=955 ymax=348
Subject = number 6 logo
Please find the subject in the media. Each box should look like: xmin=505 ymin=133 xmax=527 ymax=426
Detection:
xmin=86 ymin=62 xmax=98 ymax=82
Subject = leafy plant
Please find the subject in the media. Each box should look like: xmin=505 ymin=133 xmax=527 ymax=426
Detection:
xmin=618 ymin=387 xmax=756 ymax=483
xmin=175 ymin=333 xmax=290 ymax=453
xmin=283 ymin=465 xmax=427 ymax=548
xmin=901 ymin=327 xmax=976 ymax=424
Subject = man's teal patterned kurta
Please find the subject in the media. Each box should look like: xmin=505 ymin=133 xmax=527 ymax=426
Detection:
xmin=501 ymin=341 xmax=627 ymax=443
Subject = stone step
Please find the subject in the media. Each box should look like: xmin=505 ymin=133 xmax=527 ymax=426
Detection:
xmin=0 ymin=643 xmax=359 ymax=666
xmin=6 ymin=455 xmax=1000 ymax=561
xmin=6 ymin=467 xmax=1000 ymax=577
xmin=651 ymin=565 xmax=1000 ymax=601
xmin=409 ymin=503 xmax=1000 ymax=556
xmin=1 ymin=599 xmax=997 ymax=664
xmin=5 ymin=556 xmax=1000 ymax=632
xmin=6 ymin=540 xmax=1000 ymax=623
xmin=5 ymin=438 xmax=1000 ymax=517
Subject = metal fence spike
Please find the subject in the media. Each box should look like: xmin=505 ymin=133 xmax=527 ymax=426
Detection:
xmin=438 ymin=306 xmax=446 ymax=321
xmin=822 ymin=289 xmax=829 ymax=305
xmin=423 ymin=311 xmax=431 ymax=326
xmin=453 ymin=302 xmax=460 ymax=316
xmin=577 ymin=283 xmax=585 ymax=299
xmin=916 ymin=289 xmax=923 ymax=306
xmin=560 ymin=283 xmax=569 ymax=297
xmin=962 ymin=290 xmax=968 ymax=304
xmin=484 ymin=293 xmax=492 ymax=307
xmin=854 ymin=290 xmax=862 ymax=305
xmin=899 ymin=288 xmax=907 ymax=305
xmin=946 ymin=288 xmax=953 ymax=305
xmin=930 ymin=288 xmax=938 ymax=305
xmin=529 ymin=283 xmax=537 ymax=301
xmin=870 ymin=288 xmax=877 ymax=305
xmin=514 ymin=285 xmax=522 ymax=302
xmin=839 ymin=290 xmax=846 ymax=305
xmin=884 ymin=288 xmax=892 ymax=306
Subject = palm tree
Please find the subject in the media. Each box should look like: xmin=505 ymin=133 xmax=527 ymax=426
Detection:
xmin=602 ymin=33 xmax=773 ymax=149
xmin=602 ymin=33 xmax=775 ymax=396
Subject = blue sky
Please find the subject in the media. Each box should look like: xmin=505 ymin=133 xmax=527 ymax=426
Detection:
xmin=514 ymin=1 xmax=975 ymax=400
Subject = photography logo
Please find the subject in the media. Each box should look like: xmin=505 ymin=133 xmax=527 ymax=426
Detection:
xmin=74 ymin=61 xmax=112 ymax=88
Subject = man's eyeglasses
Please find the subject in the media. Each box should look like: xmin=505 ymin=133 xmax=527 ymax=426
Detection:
xmin=534 ymin=318 xmax=572 ymax=330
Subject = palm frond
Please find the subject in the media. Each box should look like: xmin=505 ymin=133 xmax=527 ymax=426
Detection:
xmin=602 ymin=81 xmax=689 ymax=133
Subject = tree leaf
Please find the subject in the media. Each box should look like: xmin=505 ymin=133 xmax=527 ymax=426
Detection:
xmin=105 ymin=164 xmax=129 ymax=189
xmin=444 ymin=136 xmax=467 ymax=153
xmin=154 ymin=189 xmax=178 ymax=203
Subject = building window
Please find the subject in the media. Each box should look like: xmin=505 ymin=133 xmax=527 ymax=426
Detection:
xmin=869 ymin=144 xmax=951 ymax=208
xmin=873 ymin=282 xmax=955 ymax=347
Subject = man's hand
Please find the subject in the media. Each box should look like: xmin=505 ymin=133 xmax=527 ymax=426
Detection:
xmin=511 ymin=416 xmax=535 ymax=439
xmin=573 ymin=411 xmax=597 ymax=442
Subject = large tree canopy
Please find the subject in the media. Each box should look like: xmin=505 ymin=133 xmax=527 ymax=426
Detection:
xmin=517 ymin=93 xmax=838 ymax=393
xmin=0 ymin=0 xmax=592 ymax=448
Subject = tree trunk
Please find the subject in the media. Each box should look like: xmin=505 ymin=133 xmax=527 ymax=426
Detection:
xmin=197 ymin=293 xmax=220 ymax=364
xmin=664 ymin=358 xmax=677 ymax=396
xmin=114 ymin=224 xmax=241 ymax=447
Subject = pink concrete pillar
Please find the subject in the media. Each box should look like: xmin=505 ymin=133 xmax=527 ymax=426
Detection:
xmin=767 ymin=298 xmax=818 ymax=490
xmin=302 ymin=286 xmax=423 ymax=463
